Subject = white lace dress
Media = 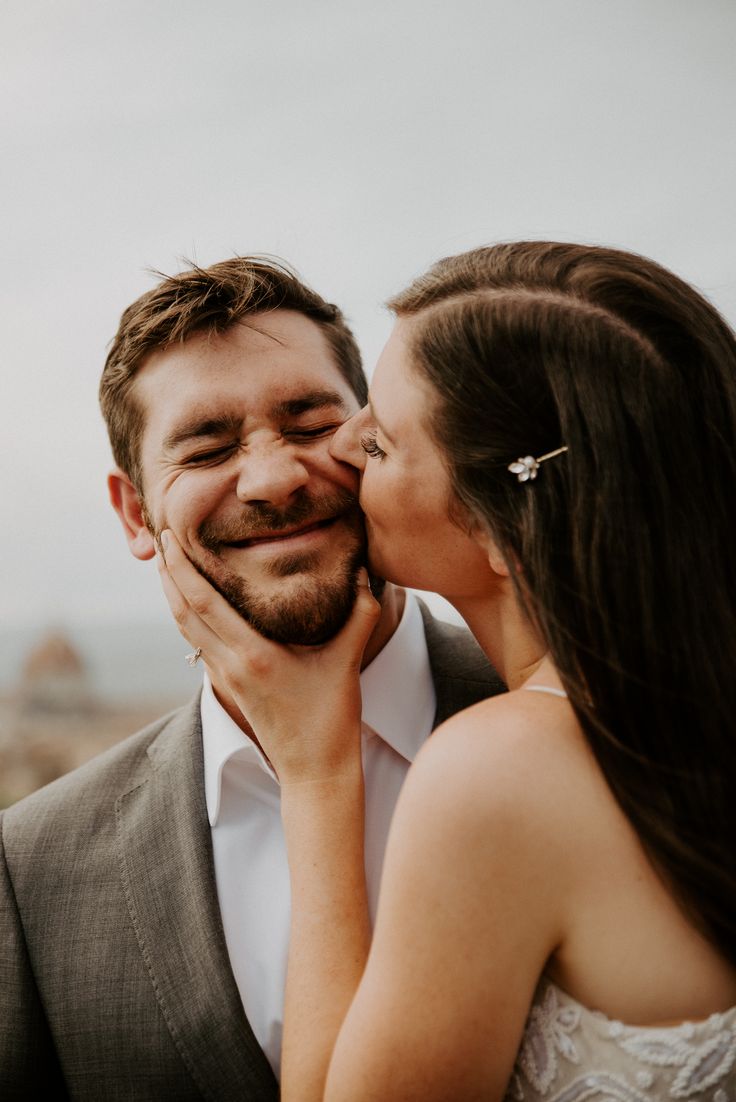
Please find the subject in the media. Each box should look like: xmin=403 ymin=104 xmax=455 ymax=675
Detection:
xmin=506 ymin=977 xmax=736 ymax=1101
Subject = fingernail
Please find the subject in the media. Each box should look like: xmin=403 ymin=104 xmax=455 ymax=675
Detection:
xmin=161 ymin=530 xmax=170 ymax=552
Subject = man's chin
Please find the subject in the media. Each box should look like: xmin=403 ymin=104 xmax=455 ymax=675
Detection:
xmin=197 ymin=555 xmax=366 ymax=647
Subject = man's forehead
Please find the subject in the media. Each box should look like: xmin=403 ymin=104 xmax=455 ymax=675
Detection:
xmin=139 ymin=314 xmax=333 ymax=376
xmin=135 ymin=315 xmax=358 ymax=426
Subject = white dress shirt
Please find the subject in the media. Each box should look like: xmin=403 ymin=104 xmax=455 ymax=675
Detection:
xmin=202 ymin=593 xmax=436 ymax=1079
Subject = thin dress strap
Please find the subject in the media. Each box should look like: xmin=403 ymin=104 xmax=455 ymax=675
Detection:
xmin=522 ymin=684 xmax=568 ymax=699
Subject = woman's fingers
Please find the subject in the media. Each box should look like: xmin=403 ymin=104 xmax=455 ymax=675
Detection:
xmin=160 ymin=531 xmax=379 ymax=670
xmin=157 ymin=528 xmax=293 ymax=694
xmin=156 ymin=531 xmax=373 ymax=781
xmin=159 ymin=529 xmax=265 ymax=651
xmin=155 ymin=545 xmax=225 ymax=665
xmin=323 ymin=569 xmax=381 ymax=668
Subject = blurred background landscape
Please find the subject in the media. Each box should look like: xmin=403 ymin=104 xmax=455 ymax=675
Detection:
xmin=0 ymin=622 xmax=194 ymax=806
xmin=2 ymin=0 xmax=734 ymax=805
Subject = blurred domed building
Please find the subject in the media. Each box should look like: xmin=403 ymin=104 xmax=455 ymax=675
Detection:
xmin=19 ymin=629 xmax=95 ymax=715
xmin=0 ymin=627 xmax=182 ymax=808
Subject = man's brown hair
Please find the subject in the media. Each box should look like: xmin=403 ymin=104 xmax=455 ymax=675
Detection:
xmin=100 ymin=256 xmax=367 ymax=491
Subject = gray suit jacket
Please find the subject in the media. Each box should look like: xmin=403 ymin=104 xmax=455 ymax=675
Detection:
xmin=0 ymin=606 xmax=504 ymax=1100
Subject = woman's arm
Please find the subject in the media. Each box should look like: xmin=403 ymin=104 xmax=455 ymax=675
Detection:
xmin=323 ymin=705 xmax=567 ymax=1102
xmin=157 ymin=532 xmax=378 ymax=1100
xmin=279 ymin=770 xmax=371 ymax=1099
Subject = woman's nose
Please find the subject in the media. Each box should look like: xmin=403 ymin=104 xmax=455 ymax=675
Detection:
xmin=330 ymin=406 xmax=371 ymax=470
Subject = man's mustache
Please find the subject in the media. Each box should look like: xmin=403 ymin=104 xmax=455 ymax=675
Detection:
xmin=198 ymin=488 xmax=363 ymax=551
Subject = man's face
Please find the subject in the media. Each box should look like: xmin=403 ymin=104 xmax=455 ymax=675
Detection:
xmin=130 ymin=309 xmax=365 ymax=645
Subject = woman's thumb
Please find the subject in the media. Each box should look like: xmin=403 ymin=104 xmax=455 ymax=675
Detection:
xmin=342 ymin=568 xmax=381 ymax=651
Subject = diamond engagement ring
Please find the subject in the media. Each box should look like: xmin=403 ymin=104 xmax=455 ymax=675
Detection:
xmin=185 ymin=647 xmax=203 ymax=667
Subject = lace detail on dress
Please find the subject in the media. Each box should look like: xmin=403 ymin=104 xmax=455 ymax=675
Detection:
xmin=507 ymin=978 xmax=736 ymax=1101
xmin=513 ymin=984 xmax=582 ymax=1094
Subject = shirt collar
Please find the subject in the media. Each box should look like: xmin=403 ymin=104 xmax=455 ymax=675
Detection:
xmin=359 ymin=592 xmax=436 ymax=761
xmin=202 ymin=592 xmax=436 ymax=826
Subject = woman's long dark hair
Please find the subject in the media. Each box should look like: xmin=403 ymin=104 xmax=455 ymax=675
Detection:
xmin=389 ymin=242 xmax=736 ymax=965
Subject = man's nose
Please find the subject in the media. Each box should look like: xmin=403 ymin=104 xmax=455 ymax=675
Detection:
xmin=234 ymin=442 xmax=310 ymax=505
xmin=330 ymin=406 xmax=369 ymax=470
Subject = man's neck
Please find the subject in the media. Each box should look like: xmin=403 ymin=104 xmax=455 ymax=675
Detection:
xmin=210 ymin=582 xmax=406 ymax=739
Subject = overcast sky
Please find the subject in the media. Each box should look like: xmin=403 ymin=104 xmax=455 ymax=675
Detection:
xmin=2 ymin=0 xmax=735 ymax=631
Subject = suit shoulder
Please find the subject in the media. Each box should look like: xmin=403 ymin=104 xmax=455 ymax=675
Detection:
xmin=1 ymin=697 xmax=199 ymax=845
xmin=417 ymin=601 xmax=505 ymax=727
xmin=418 ymin=601 xmax=505 ymax=687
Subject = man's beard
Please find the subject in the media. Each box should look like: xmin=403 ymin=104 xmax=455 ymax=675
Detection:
xmin=148 ymin=488 xmax=384 ymax=646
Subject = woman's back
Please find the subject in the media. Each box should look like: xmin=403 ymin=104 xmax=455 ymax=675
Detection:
xmin=437 ymin=679 xmax=736 ymax=1019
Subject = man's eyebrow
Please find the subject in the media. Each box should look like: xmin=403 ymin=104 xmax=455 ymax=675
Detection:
xmin=163 ymin=413 xmax=243 ymax=451
xmin=272 ymin=390 xmax=352 ymax=418
xmin=368 ymin=399 xmax=396 ymax=445
xmin=162 ymin=391 xmax=350 ymax=451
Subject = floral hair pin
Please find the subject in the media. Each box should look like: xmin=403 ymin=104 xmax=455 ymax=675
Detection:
xmin=508 ymin=446 xmax=568 ymax=482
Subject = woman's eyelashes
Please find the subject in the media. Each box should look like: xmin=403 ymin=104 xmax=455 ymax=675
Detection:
xmin=360 ymin=429 xmax=387 ymax=460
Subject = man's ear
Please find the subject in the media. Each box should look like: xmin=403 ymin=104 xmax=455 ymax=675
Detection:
xmin=107 ymin=469 xmax=156 ymax=561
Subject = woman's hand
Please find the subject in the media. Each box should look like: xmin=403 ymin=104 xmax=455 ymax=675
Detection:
xmin=158 ymin=529 xmax=378 ymax=1099
xmin=156 ymin=529 xmax=381 ymax=784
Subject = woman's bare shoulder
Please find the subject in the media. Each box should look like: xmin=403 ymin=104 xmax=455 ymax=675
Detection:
xmin=409 ymin=689 xmax=593 ymax=820
xmin=387 ymin=688 xmax=602 ymax=901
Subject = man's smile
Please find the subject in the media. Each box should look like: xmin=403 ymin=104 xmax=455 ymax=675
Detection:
xmin=196 ymin=487 xmax=363 ymax=559
xmin=225 ymin=514 xmax=343 ymax=550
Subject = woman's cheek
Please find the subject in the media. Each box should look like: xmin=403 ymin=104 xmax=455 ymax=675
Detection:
xmin=357 ymin=466 xmax=385 ymax=526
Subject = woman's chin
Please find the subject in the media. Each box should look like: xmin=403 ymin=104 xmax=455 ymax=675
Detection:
xmin=367 ymin=554 xmax=425 ymax=593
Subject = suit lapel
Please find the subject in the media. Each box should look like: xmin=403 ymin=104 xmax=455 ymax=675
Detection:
xmin=115 ymin=698 xmax=277 ymax=1100
xmin=419 ymin=600 xmax=506 ymax=726
xmin=112 ymin=608 xmax=500 ymax=1098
